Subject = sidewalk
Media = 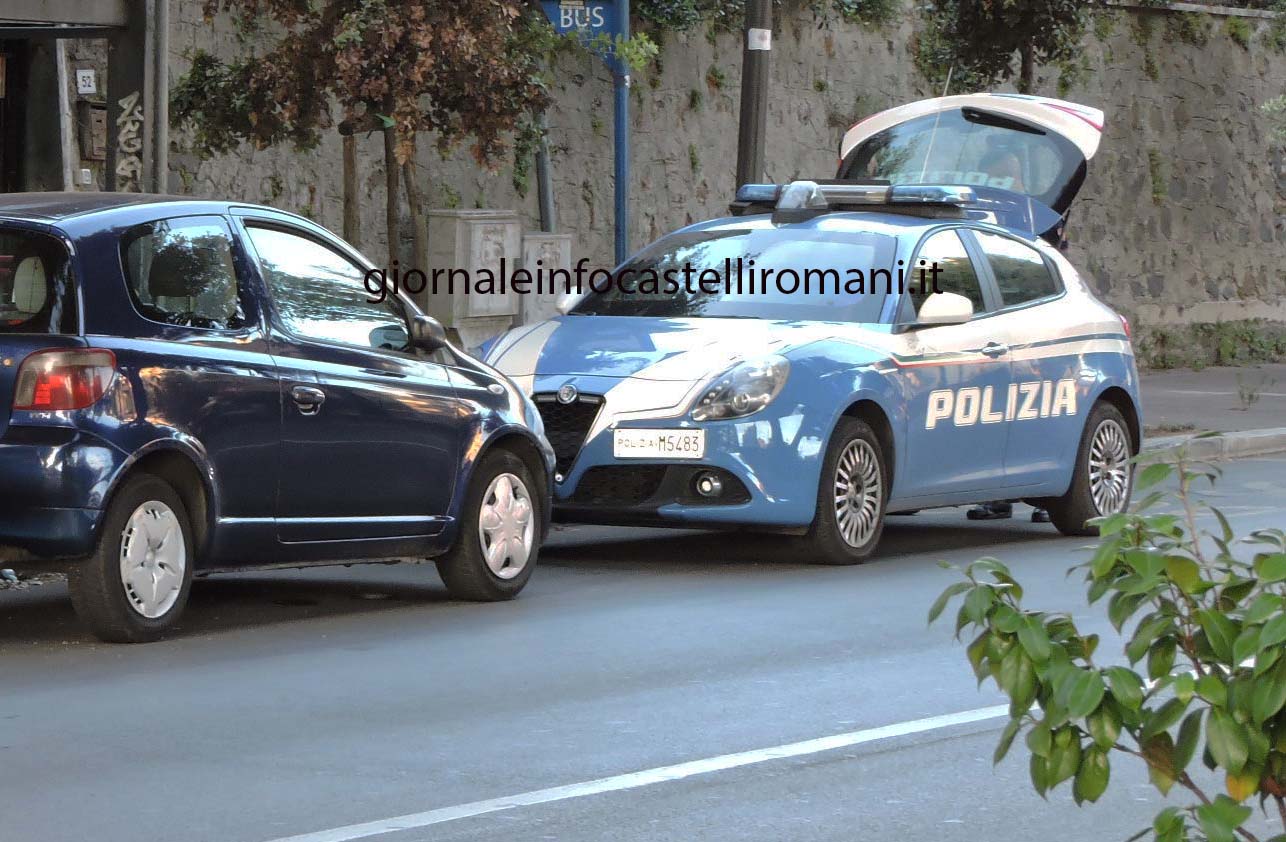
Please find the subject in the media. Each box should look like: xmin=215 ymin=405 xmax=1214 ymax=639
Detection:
xmin=1139 ymin=363 xmax=1286 ymax=458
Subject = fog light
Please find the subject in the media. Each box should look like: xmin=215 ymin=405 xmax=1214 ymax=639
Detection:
xmin=695 ymin=471 xmax=724 ymax=498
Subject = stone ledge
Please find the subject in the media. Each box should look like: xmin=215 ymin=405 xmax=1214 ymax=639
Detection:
xmin=1142 ymin=427 xmax=1286 ymax=460
xmin=1108 ymin=1 xmax=1281 ymax=19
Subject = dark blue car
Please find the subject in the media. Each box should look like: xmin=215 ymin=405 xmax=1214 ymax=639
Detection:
xmin=0 ymin=193 xmax=554 ymax=642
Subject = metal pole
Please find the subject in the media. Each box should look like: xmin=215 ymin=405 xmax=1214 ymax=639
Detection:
xmin=54 ymin=39 xmax=75 ymax=191
xmin=735 ymin=0 xmax=771 ymax=189
xmin=151 ymin=0 xmax=168 ymax=192
xmin=612 ymin=0 xmax=630 ymax=265
xmin=535 ymin=109 xmax=555 ymax=233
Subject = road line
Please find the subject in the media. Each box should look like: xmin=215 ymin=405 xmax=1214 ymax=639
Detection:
xmin=263 ymin=704 xmax=1010 ymax=842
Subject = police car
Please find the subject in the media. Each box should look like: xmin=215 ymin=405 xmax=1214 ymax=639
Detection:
xmin=484 ymin=94 xmax=1140 ymax=564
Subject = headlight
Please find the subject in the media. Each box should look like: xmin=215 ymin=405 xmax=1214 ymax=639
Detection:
xmin=691 ymin=355 xmax=790 ymax=422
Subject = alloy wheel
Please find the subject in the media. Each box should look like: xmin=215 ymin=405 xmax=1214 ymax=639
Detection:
xmin=834 ymin=439 xmax=882 ymax=548
xmin=1089 ymin=418 xmax=1131 ymax=516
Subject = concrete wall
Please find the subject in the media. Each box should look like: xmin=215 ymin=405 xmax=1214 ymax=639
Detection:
xmin=165 ymin=2 xmax=1286 ymax=330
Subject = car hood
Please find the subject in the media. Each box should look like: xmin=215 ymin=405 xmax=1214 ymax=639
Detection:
xmin=484 ymin=315 xmax=876 ymax=383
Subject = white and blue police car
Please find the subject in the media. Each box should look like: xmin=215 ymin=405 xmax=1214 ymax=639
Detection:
xmin=484 ymin=94 xmax=1140 ymax=564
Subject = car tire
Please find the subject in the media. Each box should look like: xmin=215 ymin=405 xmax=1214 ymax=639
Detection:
xmin=1044 ymin=401 xmax=1134 ymax=537
xmin=67 ymin=474 xmax=196 ymax=643
xmin=793 ymin=417 xmax=888 ymax=565
xmin=436 ymin=448 xmax=541 ymax=601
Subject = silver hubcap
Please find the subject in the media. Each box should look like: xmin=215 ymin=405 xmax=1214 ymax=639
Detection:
xmin=477 ymin=473 xmax=535 ymax=580
xmin=1089 ymin=419 xmax=1131 ymax=515
xmin=119 ymin=500 xmax=186 ymax=619
xmin=834 ymin=439 xmax=883 ymax=548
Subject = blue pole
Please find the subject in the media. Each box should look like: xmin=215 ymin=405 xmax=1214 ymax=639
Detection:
xmin=613 ymin=0 xmax=630 ymax=265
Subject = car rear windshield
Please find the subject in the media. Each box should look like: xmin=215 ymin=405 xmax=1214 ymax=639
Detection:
xmin=571 ymin=227 xmax=898 ymax=322
xmin=838 ymin=107 xmax=1087 ymax=213
xmin=0 ymin=228 xmax=77 ymax=335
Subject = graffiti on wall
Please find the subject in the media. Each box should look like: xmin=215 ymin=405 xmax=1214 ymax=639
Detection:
xmin=115 ymin=91 xmax=145 ymax=191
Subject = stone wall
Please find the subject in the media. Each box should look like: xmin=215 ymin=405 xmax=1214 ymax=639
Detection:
xmin=166 ymin=2 xmax=1286 ymax=331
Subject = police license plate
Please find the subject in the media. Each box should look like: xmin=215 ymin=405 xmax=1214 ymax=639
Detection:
xmin=613 ymin=429 xmax=706 ymax=459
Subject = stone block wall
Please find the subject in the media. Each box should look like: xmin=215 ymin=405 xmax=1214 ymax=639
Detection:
xmin=165 ymin=2 xmax=1286 ymax=332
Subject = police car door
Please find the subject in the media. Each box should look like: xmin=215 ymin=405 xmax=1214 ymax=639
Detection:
xmin=897 ymin=228 xmax=1013 ymax=501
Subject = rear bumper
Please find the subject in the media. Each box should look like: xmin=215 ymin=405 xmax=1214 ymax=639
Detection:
xmin=0 ymin=427 xmax=123 ymax=561
xmin=0 ymin=507 xmax=98 ymax=564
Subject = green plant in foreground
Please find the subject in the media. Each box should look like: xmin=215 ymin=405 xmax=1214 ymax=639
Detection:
xmin=931 ymin=446 xmax=1286 ymax=842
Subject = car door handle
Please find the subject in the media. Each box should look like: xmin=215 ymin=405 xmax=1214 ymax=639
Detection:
xmin=290 ymin=385 xmax=326 ymax=415
xmin=980 ymin=342 xmax=1010 ymax=358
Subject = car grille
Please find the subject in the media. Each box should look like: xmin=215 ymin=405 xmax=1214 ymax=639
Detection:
xmin=570 ymin=466 xmax=667 ymax=506
xmin=534 ymin=394 xmax=603 ymax=476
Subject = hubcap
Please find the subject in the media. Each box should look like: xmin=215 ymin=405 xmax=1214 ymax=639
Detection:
xmin=119 ymin=500 xmax=186 ymax=619
xmin=834 ymin=439 xmax=883 ymax=548
xmin=477 ymin=473 xmax=535 ymax=580
xmin=1089 ymin=419 xmax=1131 ymax=515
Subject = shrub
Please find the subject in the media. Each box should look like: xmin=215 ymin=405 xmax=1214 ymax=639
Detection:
xmin=931 ymin=444 xmax=1286 ymax=841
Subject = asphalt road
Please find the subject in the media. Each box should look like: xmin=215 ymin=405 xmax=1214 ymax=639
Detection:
xmin=3 ymin=457 xmax=1284 ymax=842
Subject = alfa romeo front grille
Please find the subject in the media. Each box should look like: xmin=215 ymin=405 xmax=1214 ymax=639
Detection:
xmin=533 ymin=393 xmax=603 ymax=477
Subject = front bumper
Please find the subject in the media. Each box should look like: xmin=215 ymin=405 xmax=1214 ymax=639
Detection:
xmin=550 ymin=404 xmax=829 ymax=530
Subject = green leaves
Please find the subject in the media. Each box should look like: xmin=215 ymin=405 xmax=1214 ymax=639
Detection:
xmin=1207 ymin=709 xmax=1249 ymax=774
xmin=930 ymin=450 xmax=1286 ymax=829
xmin=1196 ymin=795 xmax=1252 ymax=842
xmin=1197 ymin=609 xmax=1239 ymax=664
xmin=1106 ymin=666 xmax=1144 ymax=711
xmin=1058 ymin=668 xmax=1106 ymax=720
xmin=1073 ymin=745 xmax=1110 ymax=804
xmin=1254 ymin=551 xmax=1286 ymax=583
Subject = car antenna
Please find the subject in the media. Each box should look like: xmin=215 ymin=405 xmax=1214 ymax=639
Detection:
xmin=917 ymin=65 xmax=954 ymax=184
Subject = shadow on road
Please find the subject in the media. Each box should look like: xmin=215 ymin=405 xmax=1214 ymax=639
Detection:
xmin=0 ymin=568 xmax=449 ymax=646
xmin=542 ymin=510 xmax=1061 ymax=571
xmin=1 ymin=509 xmax=1063 ymax=646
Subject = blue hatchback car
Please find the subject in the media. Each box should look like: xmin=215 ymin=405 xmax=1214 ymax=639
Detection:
xmin=484 ymin=95 xmax=1140 ymax=566
xmin=0 ymin=193 xmax=553 ymax=642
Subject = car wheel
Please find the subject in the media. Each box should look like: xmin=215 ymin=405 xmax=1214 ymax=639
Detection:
xmin=793 ymin=417 xmax=888 ymax=565
xmin=67 ymin=474 xmax=196 ymax=643
xmin=437 ymin=448 xmax=541 ymax=600
xmin=1044 ymin=401 xmax=1134 ymax=537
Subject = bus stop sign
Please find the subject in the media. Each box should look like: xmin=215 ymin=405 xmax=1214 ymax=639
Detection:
xmin=540 ymin=1 xmax=621 ymax=65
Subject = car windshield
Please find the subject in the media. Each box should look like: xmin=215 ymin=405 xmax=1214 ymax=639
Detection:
xmin=571 ymin=227 xmax=897 ymax=322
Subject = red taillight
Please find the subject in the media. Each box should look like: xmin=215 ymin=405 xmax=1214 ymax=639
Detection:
xmin=13 ymin=349 xmax=118 ymax=411
xmin=1119 ymin=314 xmax=1132 ymax=341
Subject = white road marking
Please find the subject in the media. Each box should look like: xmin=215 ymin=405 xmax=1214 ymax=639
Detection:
xmin=263 ymin=704 xmax=1009 ymax=842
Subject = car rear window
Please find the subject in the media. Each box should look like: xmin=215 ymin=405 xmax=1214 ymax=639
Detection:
xmin=0 ymin=228 xmax=77 ymax=334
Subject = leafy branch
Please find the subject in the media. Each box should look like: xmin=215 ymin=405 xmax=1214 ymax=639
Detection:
xmin=931 ymin=445 xmax=1286 ymax=842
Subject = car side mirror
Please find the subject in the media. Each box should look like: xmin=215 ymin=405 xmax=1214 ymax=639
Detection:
xmin=916 ymin=292 xmax=974 ymax=327
xmin=409 ymin=313 xmax=448 ymax=352
xmin=555 ymin=290 xmax=585 ymax=315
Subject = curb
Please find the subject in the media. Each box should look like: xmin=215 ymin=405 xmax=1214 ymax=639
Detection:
xmin=1142 ymin=427 xmax=1286 ymax=461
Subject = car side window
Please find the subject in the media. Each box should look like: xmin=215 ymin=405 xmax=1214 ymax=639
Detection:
xmin=915 ymin=229 xmax=986 ymax=314
xmin=246 ymin=226 xmax=410 ymax=352
xmin=975 ymin=231 xmax=1060 ymax=307
xmin=121 ymin=216 xmax=248 ymax=329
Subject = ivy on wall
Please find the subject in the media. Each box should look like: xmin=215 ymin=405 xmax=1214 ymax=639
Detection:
xmin=634 ymin=0 xmax=900 ymax=32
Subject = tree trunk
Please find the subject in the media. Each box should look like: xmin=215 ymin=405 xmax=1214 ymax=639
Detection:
xmin=382 ymin=104 xmax=400 ymax=270
xmin=1019 ymin=43 xmax=1036 ymax=94
xmin=342 ymin=133 xmax=359 ymax=245
xmin=402 ymin=137 xmax=429 ymax=310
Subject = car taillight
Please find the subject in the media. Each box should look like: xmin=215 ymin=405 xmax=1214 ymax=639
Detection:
xmin=13 ymin=349 xmax=118 ymax=411
xmin=1119 ymin=314 xmax=1132 ymax=341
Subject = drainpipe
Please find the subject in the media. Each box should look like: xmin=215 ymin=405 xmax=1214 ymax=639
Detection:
xmin=151 ymin=0 xmax=169 ymax=192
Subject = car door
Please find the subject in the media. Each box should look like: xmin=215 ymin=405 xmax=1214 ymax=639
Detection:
xmin=895 ymin=228 xmax=1014 ymax=501
xmin=239 ymin=220 xmax=463 ymax=544
xmin=971 ymin=229 xmax=1079 ymax=489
